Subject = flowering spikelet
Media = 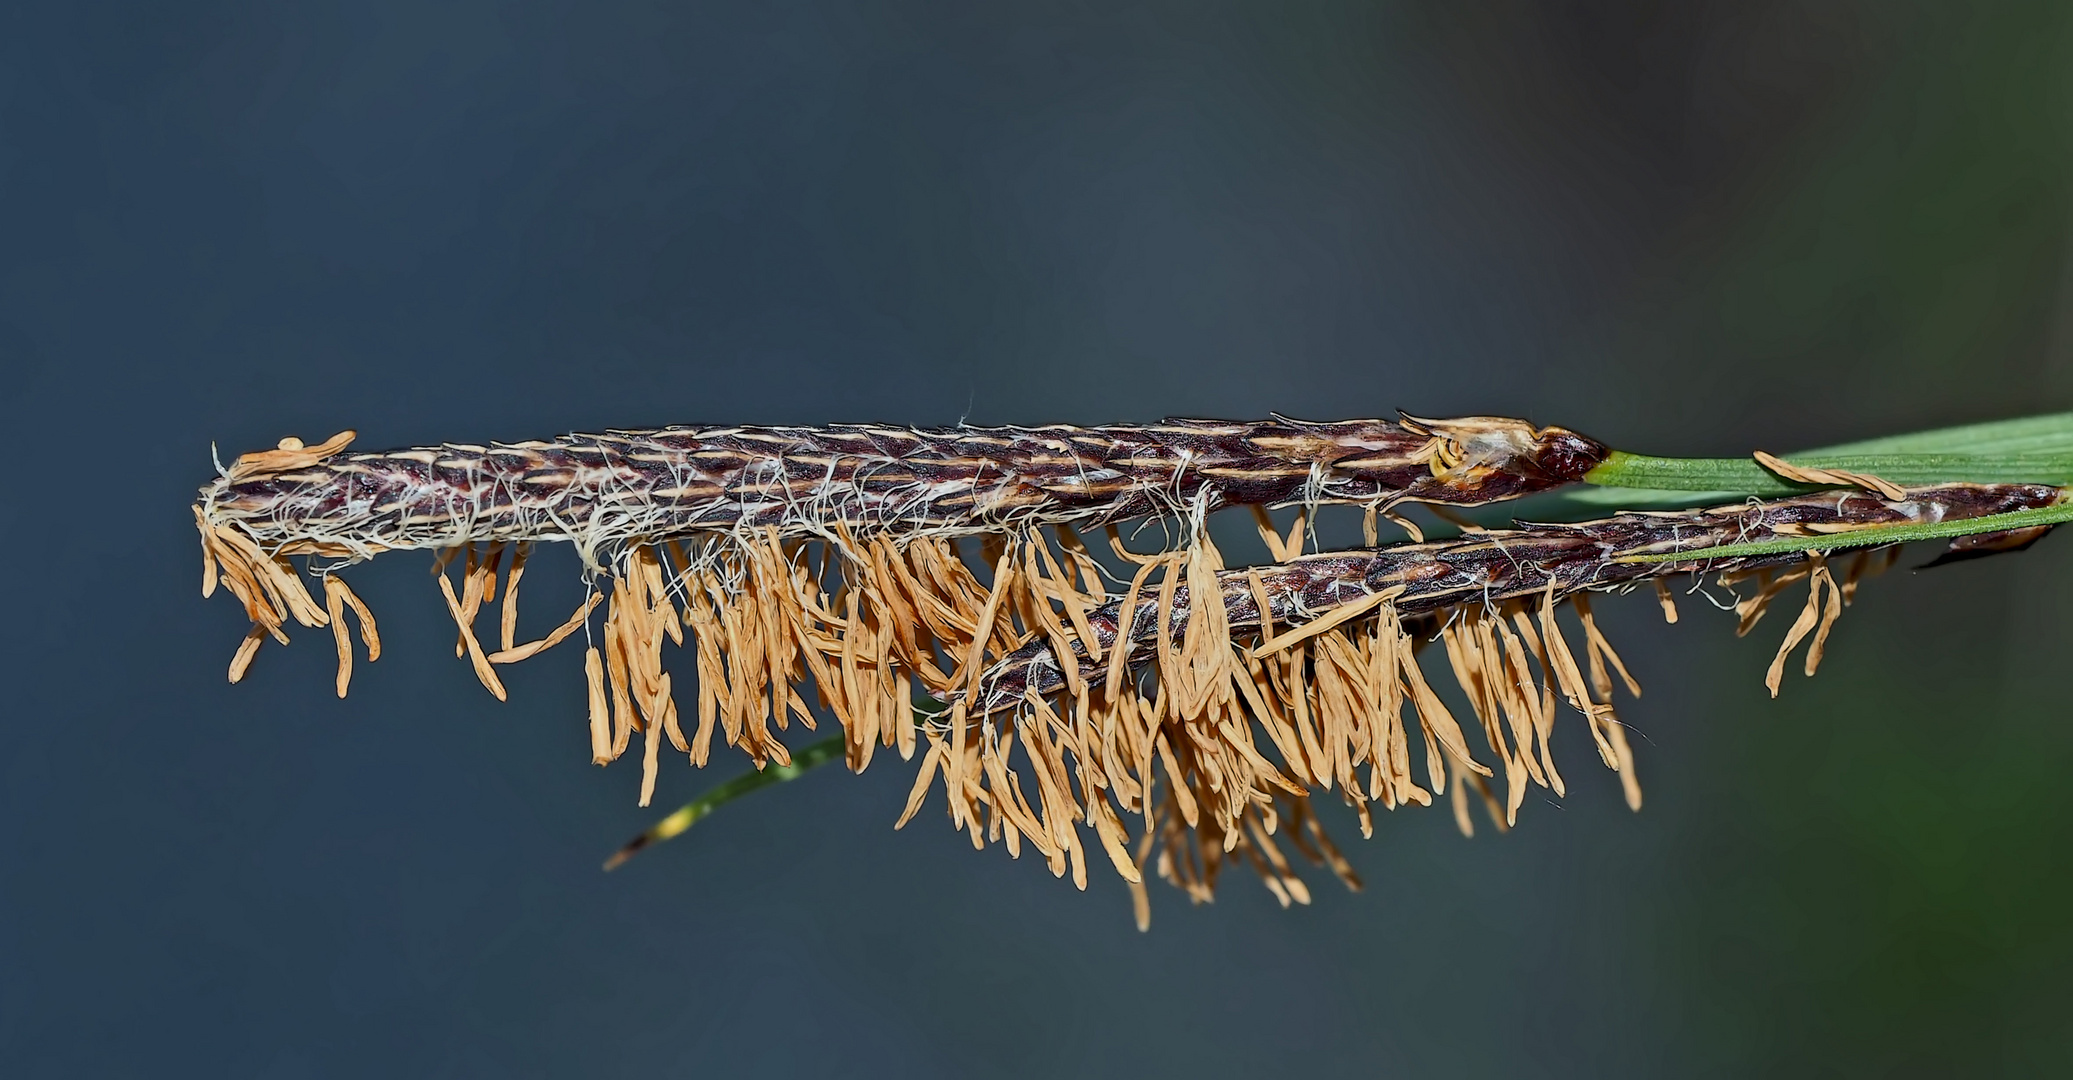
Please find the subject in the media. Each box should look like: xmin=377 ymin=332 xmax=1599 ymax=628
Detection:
xmin=194 ymin=416 xmax=1603 ymax=804
xmin=940 ymin=483 xmax=2062 ymax=911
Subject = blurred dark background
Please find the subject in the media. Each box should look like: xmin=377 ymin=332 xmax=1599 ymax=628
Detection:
xmin=4 ymin=2 xmax=2071 ymax=1075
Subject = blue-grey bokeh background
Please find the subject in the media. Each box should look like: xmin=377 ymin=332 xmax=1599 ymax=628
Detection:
xmin=4 ymin=3 xmax=2071 ymax=1076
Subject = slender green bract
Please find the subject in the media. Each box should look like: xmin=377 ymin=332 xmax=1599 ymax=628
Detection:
xmin=1612 ymin=501 xmax=2073 ymax=564
xmin=1583 ymin=450 xmax=2073 ymax=495
xmin=1552 ymin=411 xmax=2073 ymax=513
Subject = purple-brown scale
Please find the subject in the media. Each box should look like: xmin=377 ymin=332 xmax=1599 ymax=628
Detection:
xmin=199 ymin=415 xmax=1610 ymax=555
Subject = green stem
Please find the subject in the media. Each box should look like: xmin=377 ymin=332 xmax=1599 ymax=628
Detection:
xmin=1614 ymin=501 xmax=2073 ymax=564
xmin=603 ymin=734 xmax=846 ymax=870
xmin=1581 ymin=412 xmax=2073 ymax=498
xmin=1582 ymin=449 xmax=2073 ymax=494
xmin=606 ymin=697 xmax=951 ymax=869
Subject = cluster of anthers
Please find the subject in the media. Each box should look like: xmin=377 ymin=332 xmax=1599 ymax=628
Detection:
xmin=192 ymin=416 xmax=2058 ymax=926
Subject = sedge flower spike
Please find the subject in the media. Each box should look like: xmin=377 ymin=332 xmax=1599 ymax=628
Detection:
xmin=193 ymin=415 xmax=1600 ymax=778
xmin=192 ymin=413 xmax=2066 ymax=927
